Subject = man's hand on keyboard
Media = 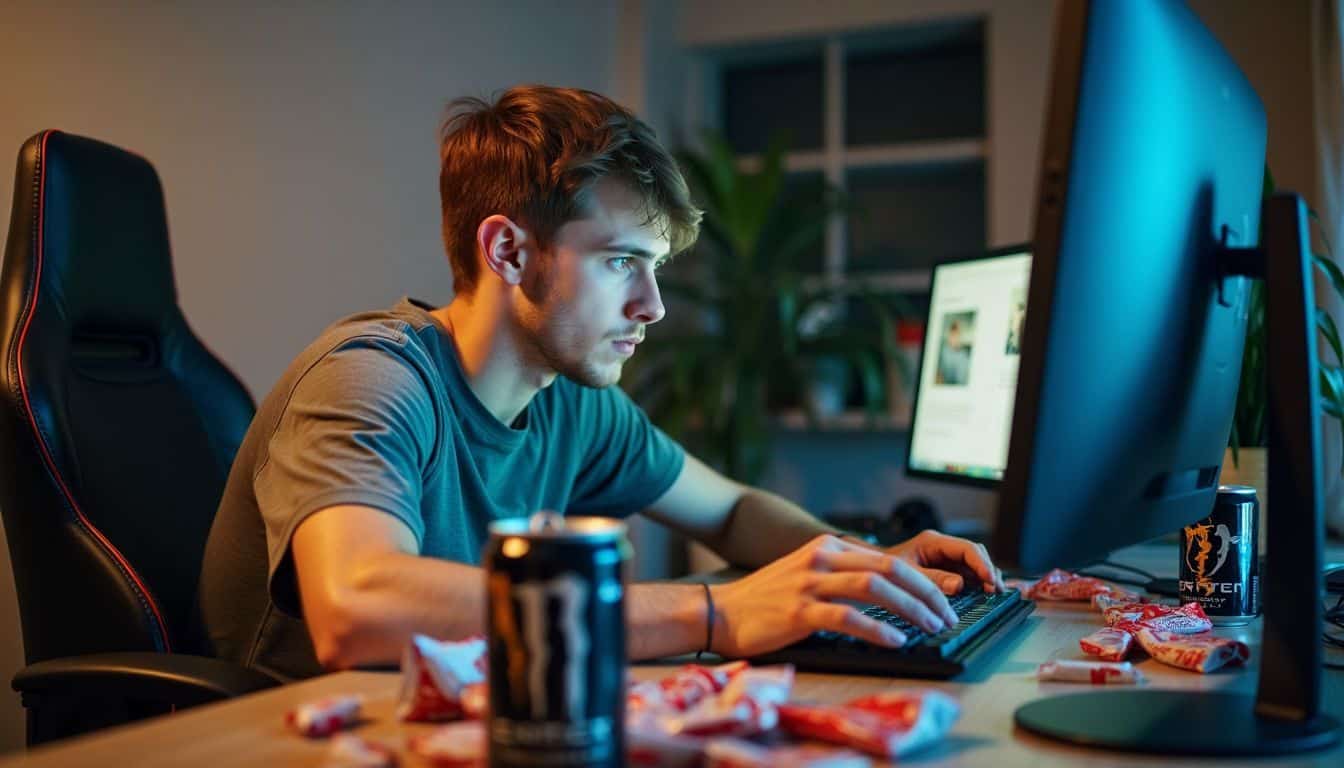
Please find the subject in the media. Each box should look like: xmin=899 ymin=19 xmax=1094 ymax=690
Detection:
xmin=883 ymin=529 xmax=1006 ymax=596
xmin=709 ymin=532 xmax=1001 ymax=658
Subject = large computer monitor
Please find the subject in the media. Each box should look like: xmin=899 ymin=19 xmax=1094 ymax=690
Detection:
xmin=984 ymin=0 xmax=1338 ymax=755
xmin=906 ymin=246 xmax=1031 ymax=485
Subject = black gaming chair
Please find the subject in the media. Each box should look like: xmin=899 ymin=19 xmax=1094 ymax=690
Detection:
xmin=0 ymin=131 xmax=279 ymax=745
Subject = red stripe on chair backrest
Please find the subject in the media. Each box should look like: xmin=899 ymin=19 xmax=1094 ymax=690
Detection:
xmin=14 ymin=130 xmax=172 ymax=653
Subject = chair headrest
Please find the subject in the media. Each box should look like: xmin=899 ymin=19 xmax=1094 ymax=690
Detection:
xmin=28 ymin=131 xmax=180 ymax=336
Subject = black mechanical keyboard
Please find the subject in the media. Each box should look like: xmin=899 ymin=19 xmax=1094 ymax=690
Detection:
xmin=751 ymin=588 xmax=1034 ymax=678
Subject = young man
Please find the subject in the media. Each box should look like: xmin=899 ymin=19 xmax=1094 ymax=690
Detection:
xmin=199 ymin=85 xmax=1003 ymax=680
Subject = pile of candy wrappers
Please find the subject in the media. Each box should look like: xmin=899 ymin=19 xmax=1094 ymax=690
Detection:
xmin=287 ymin=635 xmax=961 ymax=767
xmin=1023 ymin=569 xmax=1251 ymax=685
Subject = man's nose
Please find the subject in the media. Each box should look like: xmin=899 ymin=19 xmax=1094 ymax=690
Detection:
xmin=625 ymin=269 xmax=665 ymax=325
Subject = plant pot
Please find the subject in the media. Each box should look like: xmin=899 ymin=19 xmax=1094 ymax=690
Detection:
xmin=1220 ymin=446 xmax=1268 ymax=553
xmin=803 ymin=356 xmax=850 ymax=419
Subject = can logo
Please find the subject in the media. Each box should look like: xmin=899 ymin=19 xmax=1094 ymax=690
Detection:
xmin=1182 ymin=521 xmax=1239 ymax=595
xmin=488 ymin=572 xmax=593 ymax=720
xmin=1177 ymin=485 xmax=1259 ymax=624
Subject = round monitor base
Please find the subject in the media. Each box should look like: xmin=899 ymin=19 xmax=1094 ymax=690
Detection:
xmin=1015 ymin=691 xmax=1340 ymax=756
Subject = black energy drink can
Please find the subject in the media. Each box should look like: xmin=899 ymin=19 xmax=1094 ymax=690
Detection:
xmin=1179 ymin=484 xmax=1260 ymax=625
xmin=483 ymin=512 xmax=629 ymax=767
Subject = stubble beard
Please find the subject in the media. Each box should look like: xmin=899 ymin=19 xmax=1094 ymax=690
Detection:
xmin=519 ymin=301 xmax=623 ymax=390
xmin=534 ymin=327 xmax=622 ymax=389
xmin=519 ymin=259 xmax=623 ymax=389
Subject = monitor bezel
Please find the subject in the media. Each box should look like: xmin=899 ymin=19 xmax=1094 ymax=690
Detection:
xmin=903 ymin=242 xmax=1032 ymax=490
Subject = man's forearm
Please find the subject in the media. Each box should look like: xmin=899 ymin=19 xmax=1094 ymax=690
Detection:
xmin=627 ymin=582 xmax=710 ymax=659
xmin=314 ymin=552 xmax=484 ymax=669
xmin=700 ymin=488 xmax=842 ymax=569
xmin=319 ymin=554 xmax=712 ymax=667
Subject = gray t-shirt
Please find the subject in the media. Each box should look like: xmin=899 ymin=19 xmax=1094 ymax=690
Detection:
xmin=198 ymin=298 xmax=684 ymax=679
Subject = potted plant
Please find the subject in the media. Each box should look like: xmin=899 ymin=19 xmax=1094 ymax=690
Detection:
xmin=1225 ymin=169 xmax=1344 ymax=536
xmin=623 ymin=134 xmax=911 ymax=484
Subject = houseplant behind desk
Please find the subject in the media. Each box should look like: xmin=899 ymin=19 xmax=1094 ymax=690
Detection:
xmin=625 ymin=133 xmax=910 ymax=486
xmin=1226 ymin=172 xmax=1344 ymax=538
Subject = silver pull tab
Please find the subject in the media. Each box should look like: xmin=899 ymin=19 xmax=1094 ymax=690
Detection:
xmin=528 ymin=510 xmax=564 ymax=533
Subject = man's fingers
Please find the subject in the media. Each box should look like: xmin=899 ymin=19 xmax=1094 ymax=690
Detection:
xmin=918 ymin=567 xmax=964 ymax=595
xmin=800 ymin=602 xmax=907 ymax=648
xmin=822 ymin=549 xmax=958 ymax=625
xmin=811 ymin=571 xmax=947 ymax=633
xmin=913 ymin=533 xmax=1002 ymax=591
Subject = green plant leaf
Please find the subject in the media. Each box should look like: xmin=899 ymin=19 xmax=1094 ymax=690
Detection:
xmin=742 ymin=135 xmax=789 ymax=268
xmin=1309 ymin=207 xmax=1335 ymax=260
xmin=777 ymin=275 xmax=800 ymax=358
xmin=851 ymin=349 xmax=885 ymax=414
xmin=1314 ymin=252 xmax=1344 ymax=301
xmin=705 ymin=133 xmax=741 ymax=216
xmin=1320 ymin=308 xmax=1344 ymax=366
xmin=677 ymin=146 xmax=729 ymax=221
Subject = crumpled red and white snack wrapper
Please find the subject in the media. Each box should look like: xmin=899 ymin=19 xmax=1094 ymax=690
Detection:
xmin=704 ymin=737 xmax=872 ymax=767
xmin=1133 ymin=627 xmax=1250 ymax=673
xmin=1023 ymin=569 xmax=1136 ymax=602
xmin=626 ymin=661 xmax=756 ymax=765
xmin=1079 ymin=627 xmax=1135 ymax=661
xmin=1037 ymin=659 xmax=1144 ymax=684
xmin=629 ymin=660 xmax=750 ymax=717
xmin=777 ymin=689 xmax=960 ymax=759
xmin=1102 ymin=601 xmax=1212 ymax=634
xmin=397 ymin=634 xmax=487 ymax=722
xmin=408 ymin=720 xmax=485 ymax=767
xmin=286 ymin=694 xmax=363 ymax=737
xmin=661 ymin=665 xmax=794 ymax=737
xmin=323 ymin=733 xmax=398 ymax=767
xmin=1090 ymin=591 xmax=1147 ymax=613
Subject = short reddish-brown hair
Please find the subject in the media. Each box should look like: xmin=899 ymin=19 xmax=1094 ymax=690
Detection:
xmin=439 ymin=85 xmax=701 ymax=294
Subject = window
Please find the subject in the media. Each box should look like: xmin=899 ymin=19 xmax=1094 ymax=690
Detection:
xmin=715 ymin=20 xmax=987 ymax=290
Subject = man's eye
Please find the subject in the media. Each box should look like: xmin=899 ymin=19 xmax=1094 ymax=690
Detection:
xmin=609 ymin=257 xmax=633 ymax=271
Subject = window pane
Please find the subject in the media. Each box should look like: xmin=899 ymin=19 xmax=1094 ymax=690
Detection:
xmin=773 ymin=171 xmax=828 ymax=274
xmin=846 ymin=162 xmax=985 ymax=271
xmin=722 ymin=55 xmax=824 ymax=154
xmin=845 ymin=32 xmax=984 ymax=146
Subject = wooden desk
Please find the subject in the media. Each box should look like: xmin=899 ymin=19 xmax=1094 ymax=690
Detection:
xmin=3 ymin=543 xmax=1342 ymax=767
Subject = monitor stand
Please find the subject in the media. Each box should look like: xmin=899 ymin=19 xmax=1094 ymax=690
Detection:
xmin=1013 ymin=194 xmax=1341 ymax=755
xmin=1016 ymin=691 xmax=1338 ymax=755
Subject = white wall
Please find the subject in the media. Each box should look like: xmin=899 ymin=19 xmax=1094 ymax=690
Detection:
xmin=0 ymin=0 xmax=617 ymax=752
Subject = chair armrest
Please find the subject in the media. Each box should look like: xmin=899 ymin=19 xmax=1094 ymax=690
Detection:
xmin=12 ymin=652 xmax=282 ymax=708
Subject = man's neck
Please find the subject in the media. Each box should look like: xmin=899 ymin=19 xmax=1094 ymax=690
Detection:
xmin=433 ymin=295 xmax=553 ymax=427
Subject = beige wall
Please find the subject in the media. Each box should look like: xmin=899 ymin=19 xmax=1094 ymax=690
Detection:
xmin=0 ymin=0 xmax=617 ymax=752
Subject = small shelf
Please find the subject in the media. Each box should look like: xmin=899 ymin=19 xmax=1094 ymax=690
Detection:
xmin=736 ymin=138 xmax=986 ymax=174
xmin=774 ymin=409 xmax=910 ymax=432
xmin=798 ymin=268 xmax=931 ymax=293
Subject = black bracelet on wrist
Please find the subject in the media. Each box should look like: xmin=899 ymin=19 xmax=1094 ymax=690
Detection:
xmin=696 ymin=582 xmax=715 ymax=660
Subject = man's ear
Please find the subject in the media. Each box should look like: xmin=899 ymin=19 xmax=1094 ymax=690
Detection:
xmin=476 ymin=215 xmax=532 ymax=286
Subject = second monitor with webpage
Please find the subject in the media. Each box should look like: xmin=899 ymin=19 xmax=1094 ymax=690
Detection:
xmin=906 ymin=246 xmax=1031 ymax=484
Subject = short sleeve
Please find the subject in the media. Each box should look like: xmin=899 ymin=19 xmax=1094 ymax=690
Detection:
xmin=257 ymin=335 xmax=440 ymax=614
xmin=567 ymin=384 xmax=685 ymax=516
